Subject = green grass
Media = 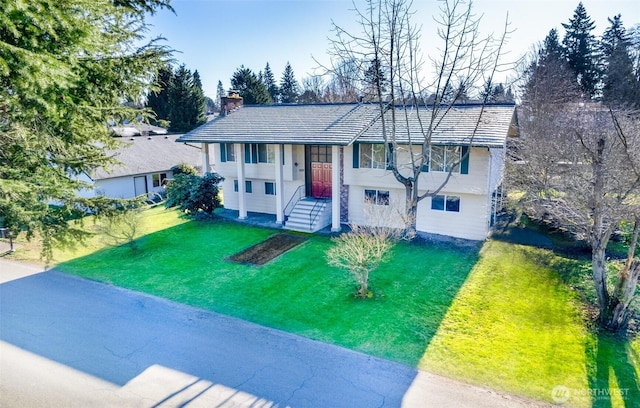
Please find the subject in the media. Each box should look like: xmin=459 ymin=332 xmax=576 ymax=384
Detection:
xmin=9 ymin=207 xmax=640 ymax=407
xmin=57 ymin=217 xmax=478 ymax=365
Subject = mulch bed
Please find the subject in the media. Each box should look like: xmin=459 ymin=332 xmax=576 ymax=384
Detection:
xmin=229 ymin=233 xmax=308 ymax=266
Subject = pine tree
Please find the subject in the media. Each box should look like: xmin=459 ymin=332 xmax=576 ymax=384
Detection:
xmin=0 ymin=0 xmax=172 ymax=259
xmin=562 ymin=2 xmax=601 ymax=97
xmin=600 ymin=15 xmax=628 ymax=58
xmin=216 ymin=80 xmax=225 ymax=112
xmin=147 ymin=65 xmax=173 ymax=125
xmin=231 ymin=66 xmax=271 ymax=104
xmin=523 ymin=29 xmax=582 ymax=106
xmin=166 ymin=65 xmax=206 ymax=132
xmin=279 ymin=62 xmax=300 ymax=104
xmin=262 ymin=62 xmax=279 ymax=103
xmin=363 ymin=58 xmax=387 ymax=101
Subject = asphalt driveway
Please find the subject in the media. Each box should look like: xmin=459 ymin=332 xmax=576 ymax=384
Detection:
xmin=0 ymin=259 xmax=547 ymax=407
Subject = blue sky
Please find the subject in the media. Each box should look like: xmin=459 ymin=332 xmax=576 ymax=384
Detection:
xmin=145 ymin=0 xmax=640 ymax=98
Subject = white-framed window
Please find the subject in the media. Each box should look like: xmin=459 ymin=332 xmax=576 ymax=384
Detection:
xmin=364 ymin=189 xmax=390 ymax=205
xmin=221 ymin=143 xmax=236 ymax=162
xmin=245 ymin=144 xmax=276 ymax=164
xmin=360 ymin=144 xmax=387 ymax=169
xmin=431 ymin=195 xmax=460 ymax=212
xmin=152 ymin=173 xmax=167 ymax=187
xmin=265 ymin=182 xmax=276 ymax=195
xmin=430 ymin=146 xmax=461 ymax=172
xmin=258 ymin=144 xmax=276 ymax=163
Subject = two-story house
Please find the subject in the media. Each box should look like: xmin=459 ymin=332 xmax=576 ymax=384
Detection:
xmin=177 ymin=101 xmax=517 ymax=241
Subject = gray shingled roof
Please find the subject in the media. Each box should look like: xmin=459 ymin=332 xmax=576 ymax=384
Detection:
xmin=177 ymin=103 xmax=516 ymax=148
xmin=91 ymin=134 xmax=200 ymax=180
xmin=177 ymin=104 xmax=381 ymax=145
xmin=358 ymin=104 xmax=517 ymax=147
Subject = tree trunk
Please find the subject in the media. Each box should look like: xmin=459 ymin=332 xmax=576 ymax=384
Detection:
xmin=405 ymin=184 xmax=418 ymax=236
xmin=592 ymin=243 xmax=611 ymax=326
xmin=605 ymin=218 xmax=640 ymax=332
xmin=606 ymin=260 xmax=640 ymax=332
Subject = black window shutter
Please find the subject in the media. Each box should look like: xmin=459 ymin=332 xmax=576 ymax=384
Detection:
xmin=352 ymin=143 xmax=360 ymax=168
xmin=461 ymin=146 xmax=470 ymax=174
xmin=244 ymin=144 xmax=250 ymax=163
xmin=386 ymin=143 xmax=394 ymax=170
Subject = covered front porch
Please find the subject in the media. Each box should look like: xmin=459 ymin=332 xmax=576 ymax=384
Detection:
xmin=202 ymin=143 xmax=343 ymax=233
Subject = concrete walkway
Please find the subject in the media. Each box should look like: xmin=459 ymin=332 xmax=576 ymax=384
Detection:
xmin=0 ymin=259 xmax=549 ymax=407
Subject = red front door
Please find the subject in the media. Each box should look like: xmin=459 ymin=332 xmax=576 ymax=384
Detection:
xmin=311 ymin=162 xmax=332 ymax=198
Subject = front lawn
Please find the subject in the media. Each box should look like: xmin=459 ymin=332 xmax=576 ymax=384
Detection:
xmin=57 ymin=216 xmax=478 ymax=365
xmin=7 ymin=207 xmax=639 ymax=407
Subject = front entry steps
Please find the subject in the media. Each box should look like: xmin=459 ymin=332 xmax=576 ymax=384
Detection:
xmin=284 ymin=197 xmax=332 ymax=233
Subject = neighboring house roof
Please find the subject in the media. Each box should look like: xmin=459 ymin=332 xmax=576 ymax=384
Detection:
xmin=177 ymin=102 xmax=517 ymax=148
xmin=111 ymin=123 xmax=168 ymax=137
xmin=91 ymin=134 xmax=200 ymax=180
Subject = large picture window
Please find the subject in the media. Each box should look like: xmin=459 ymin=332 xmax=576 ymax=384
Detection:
xmin=431 ymin=195 xmax=460 ymax=212
xmin=360 ymin=144 xmax=387 ymax=169
xmin=430 ymin=146 xmax=461 ymax=172
xmin=364 ymin=189 xmax=390 ymax=205
xmin=244 ymin=143 xmax=276 ymax=164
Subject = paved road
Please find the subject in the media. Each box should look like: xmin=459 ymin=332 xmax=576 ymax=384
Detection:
xmin=0 ymin=259 xmax=548 ymax=407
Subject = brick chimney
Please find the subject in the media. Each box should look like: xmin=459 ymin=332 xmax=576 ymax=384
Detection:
xmin=221 ymin=90 xmax=243 ymax=116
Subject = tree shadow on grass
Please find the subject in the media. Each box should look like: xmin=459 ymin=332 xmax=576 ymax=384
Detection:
xmin=586 ymin=333 xmax=640 ymax=408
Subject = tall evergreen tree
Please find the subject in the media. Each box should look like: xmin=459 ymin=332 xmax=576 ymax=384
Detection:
xmin=231 ymin=66 xmax=271 ymax=104
xmin=561 ymin=2 xmax=601 ymax=97
xmin=279 ymin=62 xmax=300 ymax=104
xmin=147 ymin=65 xmax=173 ymax=125
xmin=523 ymin=29 xmax=581 ymax=106
xmin=216 ymin=80 xmax=225 ymax=112
xmin=0 ymin=0 xmax=172 ymax=259
xmin=262 ymin=62 xmax=279 ymax=103
xmin=600 ymin=14 xmax=628 ymax=58
xmin=603 ymin=43 xmax=639 ymax=108
xmin=166 ymin=65 xmax=206 ymax=132
xmin=600 ymin=16 xmax=640 ymax=108
xmin=363 ymin=58 xmax=387 ymax=101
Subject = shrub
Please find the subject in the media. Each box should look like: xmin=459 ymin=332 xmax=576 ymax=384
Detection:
xmin=165 ymin=172 xmax=224 ymax=215
xmin=171 ymin=163 xmax=198 ymax=176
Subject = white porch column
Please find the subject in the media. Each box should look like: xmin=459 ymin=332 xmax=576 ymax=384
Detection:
xmin=201 ymin=143 xmax=210 ymax=175
xmin=275 ymin=144 xmax=284 ymax=224
xmin=331 ymin=145 xmax=341 ymax=232
xmin=236 ymin=143 xmax=247 ymax=220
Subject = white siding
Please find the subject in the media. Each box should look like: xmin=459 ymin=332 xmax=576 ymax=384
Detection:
xmin=343 ymin=145 xmax=491 ymax=195
xmin=94 ymin=177 xmax=136 ymax=199
xmin=488 ymin=148 xmax=505 ymax=194
xmin=344 ymin=144 xmax=494 ymax=240
xmin=221 ymin=178 xmax=303 ymax=214
xmin=416 ymin=193 xmax=490 ymax=240
xmin=92 ymin=171 xmax=172 ymax=199
xmin=347 ymin=186 xmax=405 ymax=228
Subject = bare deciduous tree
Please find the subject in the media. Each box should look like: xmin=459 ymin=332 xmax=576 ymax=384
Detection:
xmin=508 ymin=101 xmax=640 ymax=332
xmin=327 ymin=199 xmax=413 ymax=298
xmin=326 ymin=0 xmax=511 ymax=234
